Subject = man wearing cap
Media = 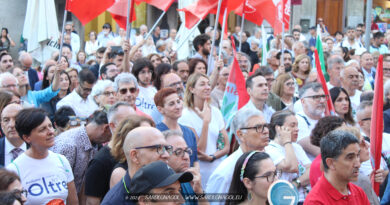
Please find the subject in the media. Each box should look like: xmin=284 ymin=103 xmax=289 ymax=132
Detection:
xmin=131 ymin=161 xmax=193 ymax=205
xmin=101 ymin=127 xmax=173 ymax=204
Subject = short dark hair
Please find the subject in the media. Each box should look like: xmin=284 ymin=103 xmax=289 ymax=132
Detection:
xmin=78 ymin=68 xmax=96 ymax=85
xmin=0 ymin=53 xmax=11 ymax=62
xmin=15 ymin=108 xmax=48 ymax=140
xmin=334 ymin=31 xmax=344 ymax=37
xmin=54 ymin=106 xmax=76 ymax=129
xmin=193 ymin=34 xmax=210 ymax=52
xmin=357 ymin=23 xmax=364 ymax=28
xmin=172 ymin=60 xmax=187 ymax=72
xmin=320 ymin=130 xmax=359 ymax=172
xmin=132 ymin=58 xmax=155 ymax=82
xmin=255 ymin=66 xmax=274 ymax=76
xmin=96 ymin=47 xmax=106 ymax=54
xmin=269 ymin=110 xmax=295 ymax=139
xmin=245 ymin=72 xmax=263 ymax=89
xmin=373 ymin=31 xmax=384 ymax=39
xmin=62 ymin=43 xmax=72 ymax=52
xmin=292 ymin=29 xmax=300 ymax=33
xmin=188 ymin=58 xmax=208 ymax=76
xmin=310 ymin=116 xmax=345 ymax=147
xmin=0 ymin=168 xmax=20 ymax=190
xmin=154 ymin=63 xmax=173 ymax=90
xmin=87 ymin=110 xmax=108 ymax=125
xmin=276 ymin=50 xmax=292 ymax=60
xmin=100 ymin=62 xmax=116 ymax=76
xmin=360 ymin=91 xmax=374 ymax=103
xmin=299 ymin=82 xmax=323 ymax=98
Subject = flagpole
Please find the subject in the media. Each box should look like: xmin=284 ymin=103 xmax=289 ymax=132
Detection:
xmin=58 ymin=1 xmax=68 ymax=63
xmin=126 ymin=0 xmax=135 ymax=40
xmin=144 ymin=11 xmax=166 ymax=40
xmin=364 ymin=0 xmax=372 ymax=51
xmin=238 ymin=14 xmax=245 ymax=52
xmin=218 ymin=8 xmax=227 ymax=60
xmin=208 ymin=0 xmax=224 ymax=74
xmin=176 ymin=19 xmax=203 ymax=51
xmin=280 ymin=22 xmax=285 ymax=67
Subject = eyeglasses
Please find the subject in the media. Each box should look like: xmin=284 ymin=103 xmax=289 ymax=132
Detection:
xmin=65 ymin=29 xmax=71 ymax=32
xmin=266 ymin=78 xmax=275 ymax=83
xmin=347 ymin=75 xmax=359 ymax=79
xmin=103 ymin=26 xmax=110 ymax=29
xmin=254 ymin=170 xmax=281 ymax=182
xmin=172 ymin=147 xmax=193 ymax=157
xmin=102 ymin=91 xmax=116 ymax=97
xmin=240 ymin=123 xmax=269 ymax=133
xmin=80 ymin=84 xmax=92 ymax=92
xmin=135 ymin=144 xmax=173 ymax=155
xmin=285 ymin=82 xmax=295 ymax=87
xmin=168 ymin=81 xmax=183 ymax=88
xmin=361 ymin=117 xmax=371 ymax=121
xmin=119 ymin=87 xmax=137 ymax=95
xmin=13 ymin=189 xmax=28 ymax=198
xmin=2 ymin=84 xmax=19 ymax=89
xmin=304 ymin=95 xmax=328 ymax=101
xmin=9 ymin=100 xmax=23 ymax=105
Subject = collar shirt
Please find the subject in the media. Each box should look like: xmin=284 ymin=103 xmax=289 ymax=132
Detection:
xmin=50 ymin=126 xmax=99 ymax=193
xmin=4 ymin=137 xmax=27 ymax=166
xmin=56 ymin=90 xmax=98 ymax=118
xmin=241 ymin=100 xmax=275 ymax=123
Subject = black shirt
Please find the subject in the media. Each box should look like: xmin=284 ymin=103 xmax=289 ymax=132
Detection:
xmin=85 ymin=146 xmax=118 ymax=199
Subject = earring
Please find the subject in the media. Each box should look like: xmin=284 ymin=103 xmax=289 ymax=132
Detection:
xmin=247 ymin=192 xmax=252 ymax=201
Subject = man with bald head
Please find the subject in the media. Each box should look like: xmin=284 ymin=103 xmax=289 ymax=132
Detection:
xmin=19 ymin=52 xmax=39 ymax=90
xmin=0 ymin=104 xmax=25 ymax=167
xmin=340 ymin=65 xmax=361 ymax=111
xmin=101 ymin=127 xmax=173 ymax=204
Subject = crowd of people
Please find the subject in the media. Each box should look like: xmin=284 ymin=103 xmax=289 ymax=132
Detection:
xmin=0 ymin=17 xmax=389 ymax=205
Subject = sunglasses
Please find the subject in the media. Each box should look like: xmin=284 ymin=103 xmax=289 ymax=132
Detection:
xmin=119 ymin=87 xmax=137 ymax=95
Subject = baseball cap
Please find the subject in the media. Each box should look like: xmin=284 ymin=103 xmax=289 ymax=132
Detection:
xmin=129 ymin=161 xmax=193 ymax=194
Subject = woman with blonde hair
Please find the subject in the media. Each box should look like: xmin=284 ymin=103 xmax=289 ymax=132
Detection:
xmin=291 ymin=54 xmax=312 ymax=89
xmin=178 ymin=72 xmax=230 ymax=187
xmin=109 ymin=115 xmax=155 ymax=188
xmin=272 ymin=73 xmax=298 ymax=110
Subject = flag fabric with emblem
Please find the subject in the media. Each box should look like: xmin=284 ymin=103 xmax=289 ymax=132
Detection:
xmin=370 ymin=55 xmax=384 ymax=195
xmin=221 ymin=36 xmax=250 ymax=130
xmin=66 ymin=0 xmax=115 ymax=25
xmin=107 ymin=0 xmax=137 ymax=29
xmin=314 ymin=49 xmax=335 ymax=116
xmin=315 ymin=24 xmax=329 ymax=81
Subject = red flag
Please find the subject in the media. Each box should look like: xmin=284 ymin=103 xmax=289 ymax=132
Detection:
xmin=107 ymin=0 xmax=137 ymax=29
xmin=234 ymin=0 xmax=267 ymax=26
xmin=135 ymin=0 xmax=175 ymax=12
xmin=370 ymin=55 xmax=384 ymax=195
xmin=231 ymin=35 xmax=249 ymax=108
xmin=179 ymin=0 xmax=243 ymax=29
xmin=274 ymin=0 xmax=290 ymax=34
xmin=314 ymin=49 xmax=335 ymax=116
xmin=66 ymin=0 xmax=115 ymax=25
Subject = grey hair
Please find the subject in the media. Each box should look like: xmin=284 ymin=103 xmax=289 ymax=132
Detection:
xmin=356 ymin=101 xmax=372 ymax=120
xmin=90 ymin=80 xmax=114 ymax=102
xmin=298 ymin=82 xmax=323 ymax=98
xmin=0 ymin=72 xmax=18 ymax=87
xmin=113 ymin=72 xmax=139 ymax=91
xmin=267 ymin=49 xmax=278 ymax=59
xmin=162 ymin=130 xmax=184 ymax=140
xmin=18 ymin=51 xmax=31 ymax=63
xmin=230 ymin=108 xmax=263 ymax=144
xmin=346 ymin=59 xmax=360 ymax=67
xmin=107 ymin=101 xmax=132 ymax=123
xmin=327 ymin=55 xmax=344 ymax=70
xmin=251 ymin=38 xmax=260 ymax=46
xmin=237 ymin=52 xmax=252 ymax=70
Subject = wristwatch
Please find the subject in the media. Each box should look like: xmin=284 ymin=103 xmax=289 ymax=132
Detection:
xmin=293 ymin=178 xmax=301 ymax=188
xmin=209 ymin=154 xmax=216 ymax=162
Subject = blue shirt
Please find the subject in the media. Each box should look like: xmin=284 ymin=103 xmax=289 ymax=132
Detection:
xmin=181 ymin=182 xmax=198 ymax=205
xmin=101 ymin=172 xmax=135 ymax=205
xmin=156 ymin=123 xmax=198 ymax=166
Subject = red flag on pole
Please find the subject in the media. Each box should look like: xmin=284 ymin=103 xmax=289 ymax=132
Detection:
xmin=274 ymin=0 xmax=290 ymax=34
xmin=135 ymin=0 xmax=175 ymax=12
xmin=108 ymin=0 xmax=137 ymax=29
xmin=66 ymin=0 xmax=115 ymax=25
xmin=234 ymin=0 xmax=265 ymax=25
xmin=314 ymin=49 xmax=335 ymax=116
xmin=370 ymin=55 xmax=384 ymax=195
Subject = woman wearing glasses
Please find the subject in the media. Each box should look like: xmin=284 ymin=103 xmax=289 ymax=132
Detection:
xmin=90 ymin=80 xmax=117 ymax=109
xmin=272 ymin=73 xmax=298 ymax=110
xmin=7 ymin=108 xmax=78 ymax=204
xmin=265 ymin=110 xmax=310 ymax=204
xmin=329 ymin=87 xmax=355 ymax=126
xmin=179 ymin=73 xmax=230 ymax=187
xmin=0 ymin=169 xmax=27 ymax=204
xmin=291 ymin=54 xmax=312 ymax=89
xmin=227 ymin=151 xmax=278 ymax=205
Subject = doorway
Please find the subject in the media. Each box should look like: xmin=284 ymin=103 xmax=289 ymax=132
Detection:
xmin=316 ymin=0 xmax=344 ymax=35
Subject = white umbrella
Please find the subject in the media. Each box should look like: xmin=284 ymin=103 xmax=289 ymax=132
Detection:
xmin=176 ymin=0 xmax=201 ymax=60
xmin=23 ymin=0 xmax=59 ymax=63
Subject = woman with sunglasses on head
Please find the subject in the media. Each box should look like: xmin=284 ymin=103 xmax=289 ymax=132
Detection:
xmin=7 ymin=108 xmax=78 ymax=205
xmin=178 ymin=73 xmax=230 ymax=187
xmin=265 ymin=110 xmax=310 ymax=204
xmin=329 ymin=87 xmax=355 ymax=126
xmin=227 ymin=151 xmax=278 ymax=205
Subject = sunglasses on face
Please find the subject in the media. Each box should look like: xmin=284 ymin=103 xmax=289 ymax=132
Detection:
xmin=119 ymin=87 xmax=137 ymax=95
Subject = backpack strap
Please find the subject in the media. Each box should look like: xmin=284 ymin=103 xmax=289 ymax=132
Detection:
xmin=56 ymin=154 xmax=70 ymax=173
xmin=11 ymin=162 xmax=20 ymax=176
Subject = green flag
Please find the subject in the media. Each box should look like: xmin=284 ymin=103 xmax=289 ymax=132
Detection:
xmin=316 ymin=25 xmax=329 ymax=82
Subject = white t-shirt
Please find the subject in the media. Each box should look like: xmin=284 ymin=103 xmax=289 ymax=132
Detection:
xmin=265 ymin=141 xmax=311 ymax=202
xmin=178 ymin=106 xmax=225 ymax=187
xmin=349 ymin=89 xmax=362 ymax=115
xmin=7 ymin=151 xmax=74 ymax=205
xmin=136 ymin=86 xmax=157 ymax=116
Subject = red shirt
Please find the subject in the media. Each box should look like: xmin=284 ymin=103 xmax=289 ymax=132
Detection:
xmin=304 ymin=175 xmax=370 ymax=205
xmin=309 ymin=154 xmax=322 ymax=187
